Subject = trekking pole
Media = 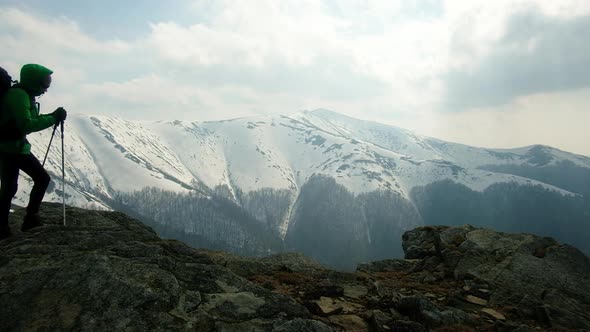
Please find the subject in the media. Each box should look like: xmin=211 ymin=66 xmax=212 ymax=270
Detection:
xmin=41 ymin=102 xmax=57 ymax=167
xmin=60 ymin=120 xmax=66 ymax=226
xmin=42 ymin=122 xmax=59 ymax=167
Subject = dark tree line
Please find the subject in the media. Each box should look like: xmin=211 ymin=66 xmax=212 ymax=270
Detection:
xmin=109 ymin=170 xmax=590 ymax=270
xmin=411 ymin=180 xmax=590 ymax=255
xmin=479 ymin=160 xmax=590 ymax=202
xmin=112 ymin=187 xmax=283 ymax=256
xmin=285 ymin=175 xmax=422 ymax=270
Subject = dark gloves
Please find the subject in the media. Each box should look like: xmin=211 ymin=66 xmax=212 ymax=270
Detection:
xmin=52 ymin=107 xmax=67 ymax=122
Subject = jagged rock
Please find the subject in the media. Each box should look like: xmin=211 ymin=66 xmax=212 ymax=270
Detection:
xmin=307 ymin=296 xmax=363 ymax=317
xmin=328 ymin=314 xmax=369 ymax=331
xmin=273 ymin=318 xmax=334 ymax=332
xmin=512 ymin=294 xmax=542 ymax=318
xmin=481 ymin=308 xmax=506 ymax=321
xmin=201 ymin=292 xmax=268 ymax=320
xmin=402 ymin=226 xmax=446 ymax=259
xmin=217 ymin=318 xmax=272 ymax=331
xmin=217 ymin=317 xmax=336 ymax=332
xmin=306 ymin=284 xmax=344 ymax=299
xmin=395 ymin=295 xmax=472 ymax=327
xmin=465 ymin=295 xmax=488 ymax=306
xmin=494 ymin=321 xmax=538 ymax=332
xmin=373 ymin=280 xmax=401 ymax=299
xmin=390 ymin=320 xmax=428 ymax=332
xmin=208 ymin=251 xmax=327 ymax=279
xmin=412 ymin=272 xmax=436 ymax=283
xmin=307 ymin=297 xmax=344 ymax=316
xmin=342 ymin=284 xmax=368 ymax=299
xmin=0 ymin=204 xmax=328 ymax=331
xmin=356 ymin=259 xmax=418 ymax=273
xmin=369 ymin=281 xmax=404 ymax=308
xmin=400 ymin=225 xmax=590 ymax=330
xmin=538 ymin=303 xmax=590 ymax=331
xmin=367 ymin=309 xmax=394 ymax=331
xmin=389 ymin=308 xmax=405 ymax=320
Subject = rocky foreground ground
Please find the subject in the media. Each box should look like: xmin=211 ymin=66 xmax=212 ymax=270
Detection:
xmin=1 ymin=203 xmax=589 ymax=331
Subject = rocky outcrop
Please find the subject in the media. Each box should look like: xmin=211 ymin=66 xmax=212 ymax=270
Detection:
xmin=2 ymin=204 xmax=589 ymax=331
xmin=201 ymin=225 xmax=590 ymax=331
xmin=400 ymin=225 xmax=590 ymax=331
xmin=0 ymin=204 xmax=328 ymax=331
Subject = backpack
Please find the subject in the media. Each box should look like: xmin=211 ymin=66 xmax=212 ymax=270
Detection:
xmin=0 ymin=66 xmax=23 ymax=141
xmin=0 ymin=66 xmax=13 ymax=98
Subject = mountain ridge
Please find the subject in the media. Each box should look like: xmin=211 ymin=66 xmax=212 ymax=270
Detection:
xmin=12 ymin=109 xmax=590 ymax=268
xmin=28 ymin=109 xmax=588 ymax=202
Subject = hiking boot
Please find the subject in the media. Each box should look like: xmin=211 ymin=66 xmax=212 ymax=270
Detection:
xmin=0 ymin=224 xmax=11 ymax=240
xmin=21 ymin=214 xmax=43 ymax=232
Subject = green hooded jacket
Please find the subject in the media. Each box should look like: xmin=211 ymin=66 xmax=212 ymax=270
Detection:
xmin=0 ymin=64 xmax=59 ymax=154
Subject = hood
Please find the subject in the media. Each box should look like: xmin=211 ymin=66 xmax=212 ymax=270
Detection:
xmin=20 ymin=64 xmax=53 ymax=95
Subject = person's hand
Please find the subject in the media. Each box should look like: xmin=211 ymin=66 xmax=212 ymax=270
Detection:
xmin=53 ymin=107 xmax=67 ymax=122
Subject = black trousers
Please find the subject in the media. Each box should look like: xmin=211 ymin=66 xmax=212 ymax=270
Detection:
xmin=0 ymin=153 xmax=51 ymax=226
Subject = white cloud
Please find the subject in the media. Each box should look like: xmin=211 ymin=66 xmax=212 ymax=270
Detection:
xmin=443 ymin=3 xmax=590 ymax=110
xmin=390 ymin=87 xmax=590 ymax=156
xmin=0 ymin=7 xmax=129 ymax=61
xmin=146 ymin=0 xmax=452 ymax=113
xmin=535 ymin=0 xmax=590 ymax=17
xmin=2 ymin=1 xmax=590 ymax=155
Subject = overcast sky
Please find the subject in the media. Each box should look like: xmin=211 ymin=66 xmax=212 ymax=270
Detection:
xmin=1 ymin=0 xmax=589 ymax=156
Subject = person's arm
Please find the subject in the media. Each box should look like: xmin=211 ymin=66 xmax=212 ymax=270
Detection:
xmin=7 ymin=89 xmax=57 ymax=134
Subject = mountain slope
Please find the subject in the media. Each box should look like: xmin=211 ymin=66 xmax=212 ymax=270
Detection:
xmin=15 ymin=109 xmax=590 ymax=268
xmin=28 ymin=110 xmax=584 ymax=202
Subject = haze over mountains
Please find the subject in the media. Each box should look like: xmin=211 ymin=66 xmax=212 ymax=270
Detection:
xmin=15 ymin=109 xmax=590 ymax=268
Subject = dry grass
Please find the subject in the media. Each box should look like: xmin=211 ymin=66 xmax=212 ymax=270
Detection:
xmin=273 ymin=271 xmax=314 ymax=285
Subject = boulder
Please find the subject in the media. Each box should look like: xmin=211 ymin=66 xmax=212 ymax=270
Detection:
xmin=395 ymin=295 xmax=472 ymax=327
xmin=401 ymin=225 xmax=590 ymax=330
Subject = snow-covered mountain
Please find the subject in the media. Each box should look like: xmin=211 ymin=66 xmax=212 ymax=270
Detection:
xmin=14 ymin=109 xmax=590 ymax=268
xmin=26 ymin=109 xmax=584 ymax=204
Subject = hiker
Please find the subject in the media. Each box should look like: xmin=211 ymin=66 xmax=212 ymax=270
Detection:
xmin=0 ymin=64 xmax=67 ymax=239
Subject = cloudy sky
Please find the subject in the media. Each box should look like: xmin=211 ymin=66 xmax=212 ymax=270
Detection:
xmin=1 ymin=0 xmax=589 ymax=156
